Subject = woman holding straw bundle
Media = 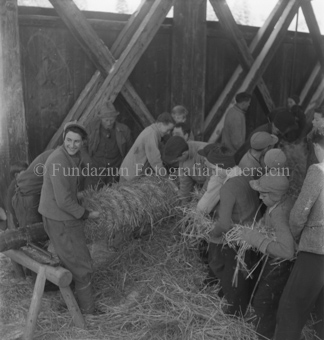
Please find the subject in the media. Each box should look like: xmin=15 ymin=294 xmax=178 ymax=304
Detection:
xmin=240 ymin=172 xmax=295 ymax=339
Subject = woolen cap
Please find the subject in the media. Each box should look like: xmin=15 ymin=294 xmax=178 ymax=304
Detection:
xmin=98 ymin=102 xmax=119 ymax=118
xmin=264 ymin=149 xmax=287 ymax=168
xmin=250 ymin=131 xmax=278 ymax=150
xmin=162 ymin=136 xmax=189 ymax=165
xmin=198 ymin=144 xmax=235 ymax=169
xmin=250 ymin=173 xmax=289 ymax=198
xmin=64 ymin=120 xmax=88 ymax=137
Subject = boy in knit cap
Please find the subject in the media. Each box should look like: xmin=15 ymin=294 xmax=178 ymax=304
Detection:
xmin=239 ymin=173 xmax=295 ymax=339
xmin=39 ymin=121 xmax=101 ymax=314
xmin=239 ymin=131 xmax=278 ymax=178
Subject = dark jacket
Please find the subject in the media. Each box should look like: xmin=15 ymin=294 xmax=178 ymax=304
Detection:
xmin=86 ymin=119 xmax=132 ymax=159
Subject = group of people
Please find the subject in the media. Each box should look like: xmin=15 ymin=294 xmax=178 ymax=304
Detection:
xmin=2 ymin=94 xmax=324 ymax=339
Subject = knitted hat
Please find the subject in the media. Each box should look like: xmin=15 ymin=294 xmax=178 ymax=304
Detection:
xmin=98 ymin=102 xmax=119 ymax=118
xmin=163 ymin=136 xmax=189 ymax=165
xmin=250 ymin=173 xmax=289 ymax=201
xmin=199 ymin=144 xmax=235 ymax=169
xmin=273 ymin=111 xmax=296 ymax=134
xmin=250 ymin=132 xmax=278 ymax=150
xmin=64 ymin=120 xmax=88 ymax=137
xmin=264 ymin=149 xmax=287 ymax=168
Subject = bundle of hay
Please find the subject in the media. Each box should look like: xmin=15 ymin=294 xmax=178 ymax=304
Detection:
xmin=175 ymin=206 xmax=214 ymax=246
xmin=81 ymin=176 xmax=179 ymax=243
xmin=281 ymin=141 xmax=308 ymax=199
xmin=225 ymin=220 xmax=276 ymax=283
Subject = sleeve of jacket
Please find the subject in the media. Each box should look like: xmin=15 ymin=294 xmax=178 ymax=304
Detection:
xmin=289 ymin=165 xmax=322 ymax=241
xmin=144 ymin=132 xmax=166 ymax=175
xmin=49 ymin=158 xmax=85 ymax=219
xmin=243 ymin=201 xmax=295 ymax=259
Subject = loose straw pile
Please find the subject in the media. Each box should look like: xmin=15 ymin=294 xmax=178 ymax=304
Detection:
xmin=80 ymin=176 xmax=179 ymax=243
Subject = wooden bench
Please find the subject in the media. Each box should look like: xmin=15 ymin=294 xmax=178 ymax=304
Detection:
xmin=4 ymin=248 xmax=85 ymax=340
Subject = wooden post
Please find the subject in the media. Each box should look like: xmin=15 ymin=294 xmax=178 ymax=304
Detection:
xmin=60 ymin=286 xmax=85 ymax=328
xmin=0 ymin=0 xmax=28 ymax=206
xmin=171 ymin=0 xmax=207 ymax=140
xmin=24 ymin=266 xmax=46 ymax=340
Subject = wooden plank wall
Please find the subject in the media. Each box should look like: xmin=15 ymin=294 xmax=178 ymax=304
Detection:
xmin=18 ymin=7 xmax=322 ymax=159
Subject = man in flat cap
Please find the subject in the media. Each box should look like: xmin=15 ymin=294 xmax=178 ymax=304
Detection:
xmin=84 ymin=102 xmax=132 ymax=188
xmin=239 ymin=131 xmax=278 ymax=178
xmin=39 ymin=121 xmax=100 ymax=315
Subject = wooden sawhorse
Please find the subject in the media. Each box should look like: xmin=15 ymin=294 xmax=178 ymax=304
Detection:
xmin=4 ymin=249 xmax=85 ymax=340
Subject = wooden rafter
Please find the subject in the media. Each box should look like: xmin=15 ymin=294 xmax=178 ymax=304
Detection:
xmin=79 ymin=0 xmax=174 ymax=126
xmin=300 ymin=62 xmax=321 ymax=104
xmin=208 ymin=0 xmax=303 ymax=142
xmin=305 ymin=76 xmax=324 ymax=116
xmin=47 ymin=0 xmax=156 ymax=149
xmin=204 ymin=0 xmax=287 ymax=140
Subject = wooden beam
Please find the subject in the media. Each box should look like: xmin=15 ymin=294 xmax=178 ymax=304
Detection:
xmin=5 ymin=249 xmax=72 ymax=287
xmin=305 ymin=76 xmax=324 ymax=116
xmin=172 ymin=0 xmax=207 ymax=140
xmin=208 ymin=0 xmax=303 ymax=142
xmin=0 ymin=0 xmax=29 ymax=206
xmin=79 ymin=0 xmax=174 ymax=125
xmin=300 ymin=62 xmax=321 ymax=103
xmin=301 ymin=0 xmax=324 ymax=71
xmin=46 ymin=0 xmax=155 ymax=150
xmin=205 ymin=0 xmax=287 ymax=140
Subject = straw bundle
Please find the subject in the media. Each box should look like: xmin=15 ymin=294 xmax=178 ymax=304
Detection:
xmin=281 ymin=141 xmax=308 ymax=199
xmin=81 ymin=176 xmax=179 ymax=243
xmin=225 ymin=220 xmax=276 ymax=283
xmin=175 ymin=206 xmax=214 ymax=245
